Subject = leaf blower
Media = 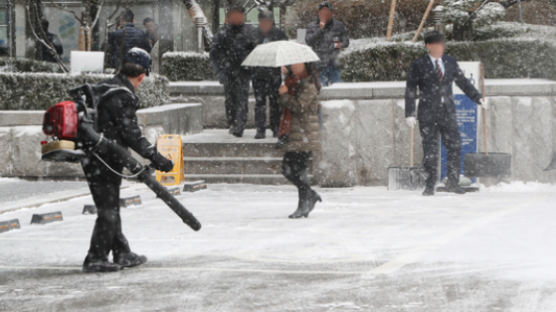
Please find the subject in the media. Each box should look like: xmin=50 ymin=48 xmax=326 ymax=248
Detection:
xmin=41 ymin=84 xmax=201 ymax=231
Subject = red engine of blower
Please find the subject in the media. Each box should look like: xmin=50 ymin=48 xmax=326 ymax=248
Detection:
xmin=43 ymin=101 xmax=78 ymax=139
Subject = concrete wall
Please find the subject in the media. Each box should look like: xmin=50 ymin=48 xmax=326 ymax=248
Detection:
xmin=169 ymin=79 xmax=556 ymax=186
xmin=0 ymin=103 xmax=202 ymax=178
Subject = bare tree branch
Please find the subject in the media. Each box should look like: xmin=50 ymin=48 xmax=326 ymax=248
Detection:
xmin=25 ymin=1 xmax=68 ymax=72
xmin=50 ymin=2 xmax=83 ymax=24
xmin=91 ymin=0 xmax=104 ymax=29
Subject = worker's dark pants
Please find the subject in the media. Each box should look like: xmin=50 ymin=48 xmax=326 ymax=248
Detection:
xmin=419 ymin=114 xmax=461 ymax=188
xmin=282 ymin=151 xmax=313 ymax=196
xmin=253 ymin=76 xmax=281 ymax=133
xmin=82 ymin=157 xmax=130 ymax=261
xmin=223 ymin=73 xmax=250 ymax=134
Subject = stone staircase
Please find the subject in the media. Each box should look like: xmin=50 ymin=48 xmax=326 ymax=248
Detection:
xmin=182 ymin=129 xmax=288 ymax=184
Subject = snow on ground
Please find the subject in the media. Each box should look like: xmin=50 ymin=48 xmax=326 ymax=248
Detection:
xmin=0 ymin=182 xmax=555 ymax=311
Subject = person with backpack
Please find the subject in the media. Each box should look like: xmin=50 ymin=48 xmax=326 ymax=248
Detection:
xmin=81 ymin=48 xmax=174 ymax=273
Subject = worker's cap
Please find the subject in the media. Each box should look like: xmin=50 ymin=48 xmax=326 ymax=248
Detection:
xmin=318 ymin=1 xmax=334 ymax=11
xmin=424 ymin=31 xmax=445 ymax=44
xmin=258 ymin=8 xmax=274 ymax=21
xmin=227 ymin=4 xmax=246 ymax=14
xmin=123 ymin=47 xmax=151 ymax=76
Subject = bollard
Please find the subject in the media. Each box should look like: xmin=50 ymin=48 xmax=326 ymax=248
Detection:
xmin=31 ymin=212 xmax=63 ymax=225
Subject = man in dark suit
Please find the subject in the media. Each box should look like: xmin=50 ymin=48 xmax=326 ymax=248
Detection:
xmin=405 ymin=31 xmax=487 ymax=196
xmin=252 ymin=9 xmax=288 ymax=139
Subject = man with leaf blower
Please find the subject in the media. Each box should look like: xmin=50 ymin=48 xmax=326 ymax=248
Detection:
xmin=81 ymin=48 xmax=174 ymax=273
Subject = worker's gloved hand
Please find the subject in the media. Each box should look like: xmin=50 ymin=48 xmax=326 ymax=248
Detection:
xmin=406 ymin=116 xmax=417 ymax=128
xmin=151 ymin=153 xmax=174 ymax=172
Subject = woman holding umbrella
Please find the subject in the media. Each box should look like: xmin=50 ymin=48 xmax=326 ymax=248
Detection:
xmin=278 ymin=63 xmax=322 ymax=219
xmin=241 ymin=40 xmax=323 ymax=218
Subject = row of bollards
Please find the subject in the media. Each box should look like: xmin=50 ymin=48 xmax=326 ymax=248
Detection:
xmin=1 ymin=181 xmax=207 ymax=234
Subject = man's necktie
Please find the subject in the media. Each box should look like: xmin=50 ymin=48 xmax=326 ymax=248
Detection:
xmin=436 ymin=59 xmax=443 ymax=81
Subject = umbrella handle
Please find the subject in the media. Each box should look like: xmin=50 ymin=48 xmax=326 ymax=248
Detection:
xmin=481 ymin=63 xmax=488 ymax=156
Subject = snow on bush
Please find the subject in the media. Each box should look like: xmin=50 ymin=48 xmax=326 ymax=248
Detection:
xmin=339 ymin=38 xmax=556 ymax=82
xmin=0 ymin=57 xmax=61 ymax=73
xmin=440 ymin=0 xmax=506 ymax=40
xmin=0 ymin=72 xmax=169 ymax=110
xmin=161 ymin=52 xmax=213 ymax=81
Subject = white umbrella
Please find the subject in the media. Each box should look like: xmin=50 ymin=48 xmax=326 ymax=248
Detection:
xmin=242 ymin=40 xmax=320 ymax=68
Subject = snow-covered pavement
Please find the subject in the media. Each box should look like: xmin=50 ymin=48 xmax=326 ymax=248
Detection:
xmin=0 ymin=182 xmax=555 ymax=311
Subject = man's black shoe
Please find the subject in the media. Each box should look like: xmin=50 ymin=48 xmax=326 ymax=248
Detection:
xmin=232 ymin=131 xmax=243 ymax=138
xmin=445 ymin=184 xmax=466 ymax=194
xmin=114 ymin=252 xmax=148 ymax=268
xmin=255 ymin=129 xmax=266 ymax=139
xmin=423 ymin=186 xmax=435 ymax=196
xmin=83 ymin=258 xmax=121 ymax=273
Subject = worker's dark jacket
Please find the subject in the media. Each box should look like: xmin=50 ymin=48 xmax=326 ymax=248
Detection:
xmin=82 ymin=74 xmax=157 ymax=182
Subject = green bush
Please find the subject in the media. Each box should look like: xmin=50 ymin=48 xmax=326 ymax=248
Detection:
xmin=0 ymin=72 xmax=169 ymax=110
xmin=161 ymin=52 xmax=213 ymax=81
xmin=339 ymin=39 xmax=556 ymax=81
xmin=0 ymin=57 xmax=62 ymax=73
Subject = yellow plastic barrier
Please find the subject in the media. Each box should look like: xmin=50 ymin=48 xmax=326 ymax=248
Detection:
xmin=155 ymin=135 xmax=185 ymax=186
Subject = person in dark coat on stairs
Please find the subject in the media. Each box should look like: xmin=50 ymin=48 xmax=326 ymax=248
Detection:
xmin=405 ymin=31 xmax=486 ymax=196
xmin=81 ymin=48 xmax=174 ymax=273
xmin=279 ymin=63 xmax=322 ymax=219
xmin=210 ymin=5 xmax=257 ymax=138
xmin=252 ymin=9 xmax=288 ymax=139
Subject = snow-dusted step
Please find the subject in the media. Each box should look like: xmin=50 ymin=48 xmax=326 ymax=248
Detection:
xmin=184 ymin=157 xmax=283 ymax=175
xmin=183 ymin=142 xmax=281 ymax=158
xmin=184 ymin=174 xmax=288 ymax=185
xmin=182 ymin=129 xmax=297 ymax=184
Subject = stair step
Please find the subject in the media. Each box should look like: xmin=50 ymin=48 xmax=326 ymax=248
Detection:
xmin=184 ymin=157 xmax=282 ymax=175
xmin=185 ymin=174 xmax=289 ymax=185
xmin=183 ymin=142 xmax=282 ymax=158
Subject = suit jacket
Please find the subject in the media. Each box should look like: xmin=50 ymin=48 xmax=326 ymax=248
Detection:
xmin=405 ymin=54 xmax=482 ymax=123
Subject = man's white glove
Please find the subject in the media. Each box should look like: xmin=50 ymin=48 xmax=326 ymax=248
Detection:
xmin=479 ymin=98 xmax=489 ymax=110
xmin=406 ymin=117 xmax=417 ymax=128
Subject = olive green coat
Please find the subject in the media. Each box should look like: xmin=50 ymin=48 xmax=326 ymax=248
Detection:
xmin=279 ymin=77 xmax=321 ymax=153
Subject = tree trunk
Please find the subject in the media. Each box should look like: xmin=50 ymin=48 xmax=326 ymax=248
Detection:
xmin=212 ymin=0 xmax=220 ymax=33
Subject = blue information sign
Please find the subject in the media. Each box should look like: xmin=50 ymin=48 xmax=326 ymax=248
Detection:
xmin=440 ymin=94 xmax=478 ymax=180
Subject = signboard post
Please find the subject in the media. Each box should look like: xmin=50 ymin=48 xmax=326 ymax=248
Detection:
xmin=155 ymin=135 xmax=185 ymax=186
xmin=440 ymin=61 xmax=481 ymax=183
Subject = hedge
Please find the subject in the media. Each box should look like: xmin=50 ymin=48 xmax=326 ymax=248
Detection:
xmin=156 ymin=38 xmax=556 ymax=82
xmin=161 ymin=52 xmax=213 ymax=81
xmin=339 ymin=39 xmax=556 ymax=81
xmin=0 ymin=72 xmax=169 ymax=110
xmin=0 ymin=57 xmax=62 ymax=73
